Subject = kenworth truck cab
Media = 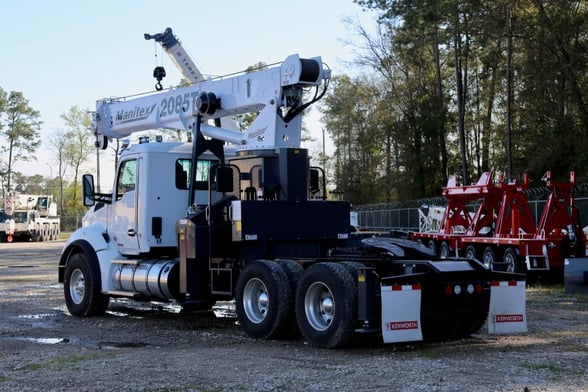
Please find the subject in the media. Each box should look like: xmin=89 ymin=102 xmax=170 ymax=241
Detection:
xmin=58 ymin=33 xmax=526 ymax=348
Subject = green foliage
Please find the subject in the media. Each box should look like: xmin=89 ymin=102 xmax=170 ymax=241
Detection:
xmin=327 ymin=0 xmax=588 ymax=203
xmin=322 ymin=75 xmax=391 ymax=203
xmin=60 ymin=105 xmax=94 ymax=204
xmin=61 ymin=182 xmax=86 ymax=216
xmin=0 ymin=89 xmax=42 ymax=194
xmin=11 ymin=173 xmax=46 ymax=194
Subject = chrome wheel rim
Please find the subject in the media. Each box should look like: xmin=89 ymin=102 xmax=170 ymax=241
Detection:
xmin=243 ymin=278 xmax=269 ymax=324
xmin=504 ymin=252 xmax=516 ymax=273
xmin=69 ymin=269 xmax=85 ymax=305
xmin=304 ymin=282 xmax=334 ymax=331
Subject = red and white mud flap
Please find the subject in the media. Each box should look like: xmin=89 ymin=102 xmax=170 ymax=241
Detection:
xmin=380 ymin=284 xmax=423 ymax=343
xmin=487 ymin=280 xmax=527 ymax=334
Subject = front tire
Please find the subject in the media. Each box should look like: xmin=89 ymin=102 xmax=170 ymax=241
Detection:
xmin=235 ymin=260 xmax=292 ymax=339
xmin=296 ymin=262 xmax=357 ymax=348
xmin=63 ymin=252 xmax=109 ymax=317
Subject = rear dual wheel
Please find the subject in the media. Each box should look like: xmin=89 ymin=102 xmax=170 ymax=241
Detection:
xmin=482 ymin=246 xmax=497 ymax=270
xmin=236 ymin=260 xmax=361 ymax=348
xmin=296 ymin=262 xmax=358 ymax=348
xmin=426 ymin=240 xmax=452 ymax=258
xmin=465 ymin=245 xmax=478 ymax=261
xmin=439 ymin=241 xmax=451 ymax=258
xmin=482 ymin=246 xmax=521 ymax=272
xmin=235 ymin=260 xmax=293 ymax=339
xmin=426 ymin=239 xmax=437 ymax=255
xmin=502 ymin=247 xmax=520 ymax=273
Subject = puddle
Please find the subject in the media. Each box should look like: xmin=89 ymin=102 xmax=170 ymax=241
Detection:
xmin=107 ymin=298 xmax=183 ymax=317
xmin=107 ymin=299 xmax=236 ymax=318
xmin=213 ymin=302 xmax=236 ymax=319
xmin=98 ymin=341 xmax=148 ymax=350
xmin=29 ymin=337 xmax=70 ymax=344
xmin=6 ymin=265 xmax=37 ymax=268
xmin=54 ymin=305 xmax=71 ymax=315
xmin=55 ymin=298 xmax=235 ymax=320
xmin=106 ymin=310 xmax=143 ymax=319
xmin=18 ymin=313 xmax=53 ymax=320
xmin=5 ymin=337 xmax=72 ymax=345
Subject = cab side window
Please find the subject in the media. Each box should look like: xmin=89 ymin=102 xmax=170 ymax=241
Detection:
xmin=174 ymin=159 xmax=213 ymax=190
xmin=116 ymin=159 xmax=137 ymax=200
xmin=175 ymin=159 xmax=190 ymax=190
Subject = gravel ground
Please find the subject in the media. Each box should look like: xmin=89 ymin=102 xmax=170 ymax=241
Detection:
xmin=0 ymin=241 xmax=587 ymax=391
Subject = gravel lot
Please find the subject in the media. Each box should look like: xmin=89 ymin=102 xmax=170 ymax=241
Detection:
xmin=0 ymin=240 xmax=587 ymax=391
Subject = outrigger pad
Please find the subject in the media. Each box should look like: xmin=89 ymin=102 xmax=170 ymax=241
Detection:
xmin=487 ymin=280 xmax=527 ymax=334
xmin=381 ymin=284 xmax=423 ymax=343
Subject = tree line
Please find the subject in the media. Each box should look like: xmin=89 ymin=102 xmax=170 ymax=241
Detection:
xmin=322 ymin=0 xmax=588 ymax=205
xmin=0 ymin=87 xmax=95 ymax=216
xmin=4 ymin=1 xmax=588 ymax=211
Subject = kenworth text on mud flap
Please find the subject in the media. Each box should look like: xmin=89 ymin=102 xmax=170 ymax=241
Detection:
xmin=58 ymin=28 xmax=526 ymax=348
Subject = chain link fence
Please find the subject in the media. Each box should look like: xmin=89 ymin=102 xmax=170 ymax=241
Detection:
xmin=59 ymin=215 xmax=85 ymax=234
xmin=356 ymin=197 xmax=588 ymax=232
xmin=55 ymin=195 xmax=588 ymax=236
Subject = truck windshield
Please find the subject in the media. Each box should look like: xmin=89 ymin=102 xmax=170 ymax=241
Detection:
xmin=37 ymin=197 xmax=48 ymax=210
xmin=13 ymin=211 xmax=28 ymax=223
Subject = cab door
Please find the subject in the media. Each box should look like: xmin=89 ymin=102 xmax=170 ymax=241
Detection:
xmin=110 ymin=157 xmax=140 ymax=254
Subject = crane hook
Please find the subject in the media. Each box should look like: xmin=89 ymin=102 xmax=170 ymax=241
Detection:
xmin=153 ymin=66 xmax=166 ymax=91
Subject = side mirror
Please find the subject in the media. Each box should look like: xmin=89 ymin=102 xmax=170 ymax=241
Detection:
xmin=83 ymin=174 xmax=96 ymax=206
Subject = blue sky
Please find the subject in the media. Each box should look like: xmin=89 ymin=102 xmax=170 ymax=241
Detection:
xmin=2 ymin=0 xmax=377 ymax=179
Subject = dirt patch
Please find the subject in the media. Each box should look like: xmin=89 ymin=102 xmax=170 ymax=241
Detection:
xmin=0 ymin=241 xmax=587 ymax=391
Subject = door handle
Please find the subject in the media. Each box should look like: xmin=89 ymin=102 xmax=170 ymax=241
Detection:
xmin=127 ymin=229 xmax=136 ymax=237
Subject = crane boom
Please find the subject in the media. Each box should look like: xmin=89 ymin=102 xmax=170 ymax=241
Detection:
xmin=93 ymin=54 xmax=330 ymax=151
xmin=144 ymin=27 xmax=205 ymax=84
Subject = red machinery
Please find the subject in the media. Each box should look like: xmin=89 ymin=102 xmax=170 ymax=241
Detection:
xmin=410 ymin=171 xmax=586 ymax=276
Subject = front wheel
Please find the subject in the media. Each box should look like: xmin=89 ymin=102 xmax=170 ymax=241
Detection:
xmin=235 ymin=260 xmax=292 ymax=339
xmin=63 ymin=253 xmax=109 ymax=317
xmin=296 ymin=262 xmax=357 ymax=348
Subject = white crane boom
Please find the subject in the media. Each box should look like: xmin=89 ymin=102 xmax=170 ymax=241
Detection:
xmin=93 ymin=54 xmax=330 ymax=151
xmin=144 ymin=27 xmax=205 ymax=84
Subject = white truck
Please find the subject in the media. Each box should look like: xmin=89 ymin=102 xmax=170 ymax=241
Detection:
xmin=0 ymin=194 xmax=61 ymax=242
xmin=58 ymin=30 xmax=527 ymax=348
